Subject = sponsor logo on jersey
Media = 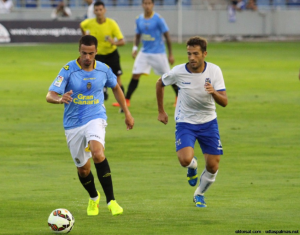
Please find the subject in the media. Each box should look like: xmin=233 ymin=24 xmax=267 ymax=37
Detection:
xmin=182 ymin=82 xmax=191 ymax=84
xmin=83 ymin=77 xmax=95 ymax=80
xmin=73 ymin=94 xmax=99 ymax=105
xmin=63 ymin=65 xmax=69 ymax=70
xmin=54 ymin=76 xmax=64 ymax=87
xmin=87 ymin=82 xmax=92 ymax=90
xmin=141 ymin=33 xmax=155 ymax=41
xmin=205 ymin=78 xmax=211 ymax=84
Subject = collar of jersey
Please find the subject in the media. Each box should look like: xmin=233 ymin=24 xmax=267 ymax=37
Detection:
xmin=144 ymin=11 xmax=154 ymax=19
xmin=185 ymin=61 xmax=207 ymax=74
xmin=76 ymin=58 xmax=96 ymax=69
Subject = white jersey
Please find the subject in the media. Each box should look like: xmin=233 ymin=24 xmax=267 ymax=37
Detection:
xmin=87 ymin=2 xmax=95 ymax=19
xmin=162 ymin=62 xmax=226 ymax=124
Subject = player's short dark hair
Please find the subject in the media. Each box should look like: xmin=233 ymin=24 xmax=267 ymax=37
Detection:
xmin=94 ymin=1 xmax=105 ymax=7
xmin=186 ymin=36 xmax=207 ymax=52
xmin=79 ymin=35 xmax=98 ymax=49
xmin=142 ymin=0 xmax=154 ymax=3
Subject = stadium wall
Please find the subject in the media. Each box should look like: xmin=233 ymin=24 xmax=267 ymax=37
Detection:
xmin=1 ymin=8 xmax=300 ymax=43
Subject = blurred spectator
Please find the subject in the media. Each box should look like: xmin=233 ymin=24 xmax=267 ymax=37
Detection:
xmin=51 ymin=2 xmax=72 ymax=20
xmin=246 ymin=0 xmax=257 ymax=10
xmin=0 ymin=0 xmax=13 ymax=13
xmin=231 ymin=0 xmax=246 ymax=11
xmin=85 ymin=0 xmax=95 ymax=18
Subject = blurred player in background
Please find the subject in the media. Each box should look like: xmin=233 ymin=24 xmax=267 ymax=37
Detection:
xmin=46 ymin=35 xmax=134 ymax=216
xmin=84 ymin=0 xmax=95 ymax=19
xmin=156 ymin=36 xmax=228 ymax=208
xmin=112 ymin=0 xmax=178 ymax=109
xmin=80 ymin=1 xmax=125 ymax=104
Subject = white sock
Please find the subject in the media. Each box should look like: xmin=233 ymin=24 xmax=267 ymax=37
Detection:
xmin=186 ymin=157 xmax=197 ymax=169
xmin=90 ymin=195 xmax=99 ymax=202
xmin=194 ymin=169 xmax=218 ymax=196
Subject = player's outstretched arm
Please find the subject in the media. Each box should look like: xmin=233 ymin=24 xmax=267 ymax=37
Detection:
xmin=156 ymin=78 xmax=168 ymax=125
xmin=112 ymin=84 xmax=134 ymax=130
xmin=46 ymin=90 xmax=73 ymax=104
xmin=163 ymin=31 xmax=174 ymax=65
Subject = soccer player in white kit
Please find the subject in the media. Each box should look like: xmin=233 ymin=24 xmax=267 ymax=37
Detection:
xmin=156 ymin=36 xmax=228 ymax=207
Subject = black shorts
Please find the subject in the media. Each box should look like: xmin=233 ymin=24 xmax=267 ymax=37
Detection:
xmin=95 ymin=49 xmax=122 ymax=76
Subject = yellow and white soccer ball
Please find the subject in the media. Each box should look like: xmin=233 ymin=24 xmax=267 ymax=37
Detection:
xmin=47 ymin=208 xmax=75 ymax=234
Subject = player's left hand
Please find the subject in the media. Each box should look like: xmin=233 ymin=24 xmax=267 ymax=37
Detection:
xmin=204 ymin=82 xmax=215 ymax=94
xmin=168 ymin=55 xmax=175 ymax=65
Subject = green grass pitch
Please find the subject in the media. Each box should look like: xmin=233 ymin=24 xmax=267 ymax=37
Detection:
xmin=0 ymin=41 xmax=299 ymax=235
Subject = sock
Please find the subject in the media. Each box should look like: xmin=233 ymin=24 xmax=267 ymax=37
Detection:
xmin=194 ymin=169 xmax=218 ymax=196
xmin=172 ymin=84 xmax=179 ymax=97
xmin=78 ymin=171 xmax=98 ymax=198
xmin=125 ymin=78 xmax=139 ymax=100
xmin=95 ymin=158 xmax=115 ymax=203
xmin=186 ymin=157 xmax=197 ymax=169
xmin=120 ymin=85 xmax=125 ymax=94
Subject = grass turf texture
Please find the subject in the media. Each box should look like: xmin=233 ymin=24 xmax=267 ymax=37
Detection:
xmin=0 ymin=42 xmax=299 ymax=235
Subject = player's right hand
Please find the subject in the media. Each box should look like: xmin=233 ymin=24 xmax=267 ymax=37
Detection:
xmin=132 ymin=50 xmax=138 ymax=59
xmin=158 ymin=112 xmax=168 ymax=125
xmin=125 ymin=115 xmax=134 ymax=130
xmin=60 ymin=90 xmax=73 ymax=104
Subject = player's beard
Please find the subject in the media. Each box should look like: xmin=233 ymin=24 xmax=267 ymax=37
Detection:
xmin=190 ymin=61 xmax=201 ymax=71
xmin=83 ymin=59 xmax=92 ymax=67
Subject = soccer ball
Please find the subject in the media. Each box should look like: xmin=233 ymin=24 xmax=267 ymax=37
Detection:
xmin=47 ymin=208 xmax=75 ymax=233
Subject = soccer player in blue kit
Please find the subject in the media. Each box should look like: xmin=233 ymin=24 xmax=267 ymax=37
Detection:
xmin=156 ymin=36 xmax=228 ymax=208
xmin=46 ymin=35 xmax=134 ymax=216
xmin=112 ymin=0 xmax=178 ymax=108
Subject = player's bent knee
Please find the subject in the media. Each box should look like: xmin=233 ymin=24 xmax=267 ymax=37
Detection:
xmin=77 ymin=168 xmax=90 ymax=178
xmin=178 ymin=157 xmax=192 ymax=167
xmin=206 ymin=164 xmax=219 ymax=174
xmin=91 ymin=149 xmax=105 ymax=162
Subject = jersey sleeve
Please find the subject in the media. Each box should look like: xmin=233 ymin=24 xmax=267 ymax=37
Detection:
xmin=80 ymin=19 xmax=89 ymax=32
xmin=105 ymin=67 xmax=118 ymax=88
xmin=213 ymin=66 xmax=226 ymax=91
xmin=157 ymin=15 xmax=169 ymax=34
xmin=48 ymin=65 xmax=70 ymax=95
xmin=135 ymin=16 xmax=141 ymax=34
xmin=111 ymin=20 xmax=124 ymax=40
xmin=161 ymin=70 xmax=176 ymax=86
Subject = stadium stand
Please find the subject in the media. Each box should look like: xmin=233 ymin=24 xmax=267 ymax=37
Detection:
xmin=256 ymin=0 xmax=270 ymax=9
xmin=11 ymin=0 xmax=300 ymax=9
xmin=272 ymin=0 xmax=286 ymax=9
xmin=287 ymin=0 xmax=300 ymax=6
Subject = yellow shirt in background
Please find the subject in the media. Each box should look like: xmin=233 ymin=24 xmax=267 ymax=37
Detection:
xmin=80 ymin=18 xmax=124 ymax=55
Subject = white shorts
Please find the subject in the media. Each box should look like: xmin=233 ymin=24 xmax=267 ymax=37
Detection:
xmin=132 ymin=51 xmax=170 ymax=75
xmin=65 ymin=118 xmax=107 ymax=167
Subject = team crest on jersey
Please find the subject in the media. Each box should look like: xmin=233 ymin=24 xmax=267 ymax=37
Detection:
xmin=54 ymin=76 xmax=64 ymax=87
xmin=205 ymin=78 xmax=211 ymax=84
xmin=87 ymin=82 xmax=92 ymax=90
